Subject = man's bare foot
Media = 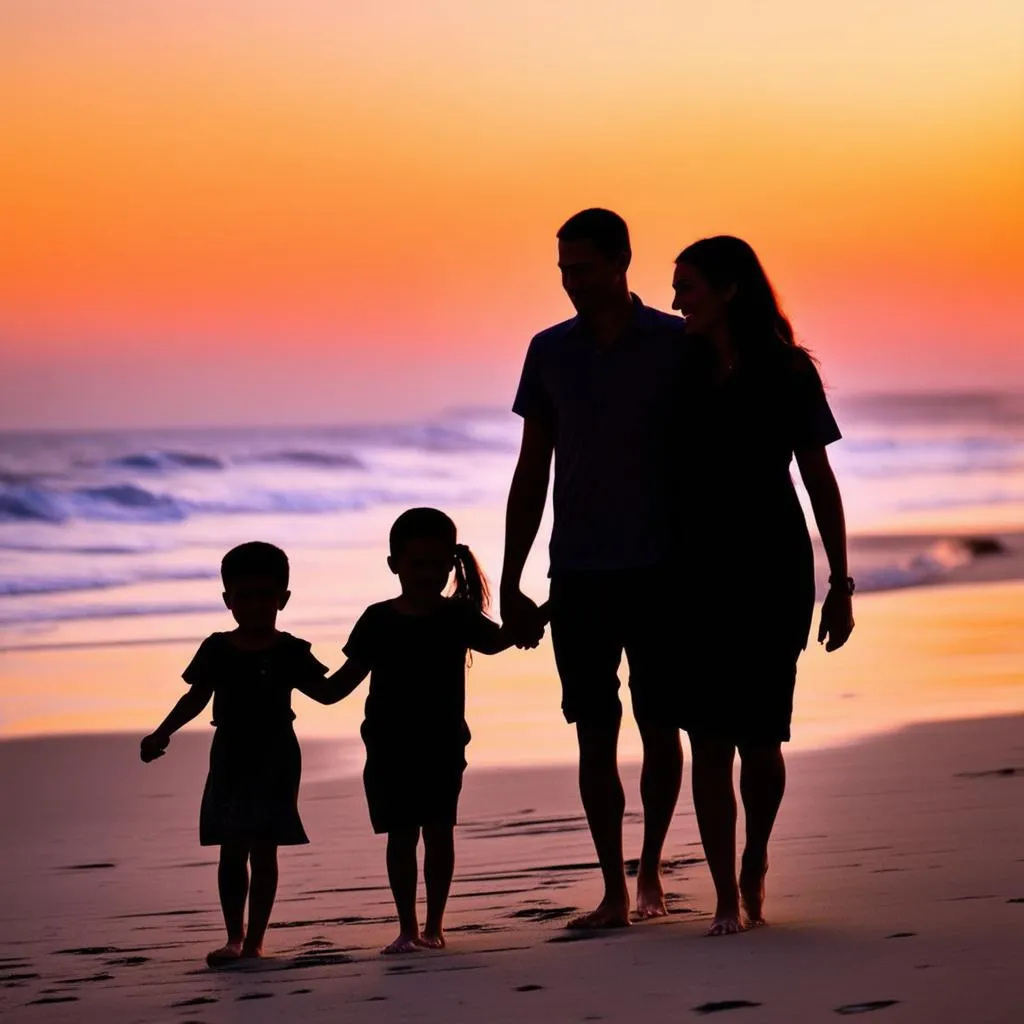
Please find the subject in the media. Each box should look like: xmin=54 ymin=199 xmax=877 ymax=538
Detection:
xmin=381 ymin=934 xmax=423 ymax=955
xmin=635 ymin=872 xmax=668 ymax=920
xmin=206 ymin=940 xmax=243 ymax=967
xmin=417 ymin=930 xmax=446 ymax=950
xmin=706 ymin=913 xmax=744 ymax=937
xmin=567 ymin=897 xmax=631 ymax=930
xmin=740 ymin=852 xmax=768 ymax=928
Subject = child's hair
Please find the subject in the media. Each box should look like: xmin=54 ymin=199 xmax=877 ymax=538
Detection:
xmin=389 ymin=507 xmax=491 ymax=612
xmin=221 ymin=541 xmax=290 ymax=590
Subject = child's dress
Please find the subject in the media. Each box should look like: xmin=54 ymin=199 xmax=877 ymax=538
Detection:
xmin=343 ymin=598 xmax=502 ymax=834
xmin=182 ymin=632 xmax=328 ymax=846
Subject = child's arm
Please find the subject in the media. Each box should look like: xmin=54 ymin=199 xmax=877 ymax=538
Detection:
xmin=471 ymin=601 xmax=551 ymax=656
xmin=294 ymin=658 xmax=370 ymax=706
xmin=140 ymin=683 xmax=214 ymax=762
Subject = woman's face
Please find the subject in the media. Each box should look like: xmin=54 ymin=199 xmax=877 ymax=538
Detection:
xmin=671 ymin=261 xmax=730 ymax=335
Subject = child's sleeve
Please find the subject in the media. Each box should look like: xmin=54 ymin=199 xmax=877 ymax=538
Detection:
xmin=294 ymin=639 xmax=329 ymax=683
xmin=342 ymin=608 xmax=378 ymax=668
xmin=182 ymin=636 xmax=218 ymax=690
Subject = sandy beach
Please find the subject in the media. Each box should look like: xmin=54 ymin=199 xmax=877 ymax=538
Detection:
xmin=2 ymin=698 xmax=1022 ymax=1020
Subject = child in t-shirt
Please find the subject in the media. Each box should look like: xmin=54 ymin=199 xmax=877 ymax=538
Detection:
xmin=324 ymin=507 xmax=542 ymax=954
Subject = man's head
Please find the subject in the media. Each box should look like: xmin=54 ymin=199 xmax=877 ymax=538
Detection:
xmin=556 ymin=209 xmax=631 ymax=317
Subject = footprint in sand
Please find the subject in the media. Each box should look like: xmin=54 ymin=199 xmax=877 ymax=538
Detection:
xmin=171 ymin=997 xmax=218 ymax=1007
xmin=693 ymin=1000 xmax=762 ymax=1014
xmin=885 ymin=932 xmax=917 ymax=939
xmin=237 ymin=992 xmax=274 ymax=1000
xmin=515 ymin=984 xmax=544 ymax=992
xmin=28 ymin=996 xmax=79 ymax=1005
xmin=835 ymin=1001 xmax=900 ymax=1015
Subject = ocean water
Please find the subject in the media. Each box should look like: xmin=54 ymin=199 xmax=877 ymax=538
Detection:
xmin=1 ymin=393 xmax=1022 ymax=649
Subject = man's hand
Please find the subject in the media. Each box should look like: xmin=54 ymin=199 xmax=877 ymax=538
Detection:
xmin=500 ymin=587 xmax=546 ymax=649
xmin=140 ymin=732 xmax=170 ymax=763
xmin=817 ymin=589 xmax=854 ymax=652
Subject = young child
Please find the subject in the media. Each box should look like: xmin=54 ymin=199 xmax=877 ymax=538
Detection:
xmin=324 ymin=507 xmax=534 ymax=954
xmin=140 ymin=541 xmax=348 ymax=967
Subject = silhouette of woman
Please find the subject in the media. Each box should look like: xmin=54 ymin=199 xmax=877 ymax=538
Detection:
xmin=671 ymin=236 xmax=854 ymax=936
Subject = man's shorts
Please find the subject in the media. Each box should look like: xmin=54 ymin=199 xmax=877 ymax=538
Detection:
xmin=548 ymin=566 xmax=676 ymax=726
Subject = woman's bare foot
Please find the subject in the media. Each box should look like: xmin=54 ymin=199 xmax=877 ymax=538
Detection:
xmin=417 ymin=930 xmax=446 ymax=950
xmin=706 ymin=913 xmax=744 ymax=937
xmin=206 ymin=940 xmax=244 ymax=967
xmin=739 ymin=852 xmax=768 ymax=928
xmin=381 ymin=933 xmax=423 ymax=955
xmin=635 ymin=872 xmax=668 ymax=920
xmin=567 ymin=895 xmax=631 ymax=930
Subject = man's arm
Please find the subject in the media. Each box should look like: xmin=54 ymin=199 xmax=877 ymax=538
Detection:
xmin=499 ymin=417 xmax=554 ymax=646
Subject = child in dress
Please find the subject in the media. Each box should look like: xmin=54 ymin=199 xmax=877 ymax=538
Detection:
xmin=140 ymin=542 xmax=349 ymax=967
xmin=325 ymin=507 xmax=537 ymax=954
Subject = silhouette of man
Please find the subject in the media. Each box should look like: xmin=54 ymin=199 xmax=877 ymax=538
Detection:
xmin=500 ymin=209 xmax=687 ymax=927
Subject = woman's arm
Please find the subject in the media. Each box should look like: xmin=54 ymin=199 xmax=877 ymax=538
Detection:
xmin=140 ymin=684 xmax=214 ymax=762
xmin=295 ymin=659 xmax=370 ymax=705
xmin=795 ymin=446 xmax=855 ymax=651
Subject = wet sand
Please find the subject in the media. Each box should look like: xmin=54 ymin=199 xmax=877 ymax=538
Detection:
xmin=1 ymin=712 xmax=1023 ymax=1023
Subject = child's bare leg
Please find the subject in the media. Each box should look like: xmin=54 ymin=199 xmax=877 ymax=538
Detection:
xmin=382 ymin=827 xmax=421 ymax=954
xmin=738 ymin=742 xmax=785 ymax=927
xmin=690 ymin=737 xmax=742 ymax=936
xmin=242 ymin=843 xmax=279 ymax=957
xmin=208 ymin=843 xmax=249 ymax=966
xmin=420 ymin=823 xmax=455 ymax=948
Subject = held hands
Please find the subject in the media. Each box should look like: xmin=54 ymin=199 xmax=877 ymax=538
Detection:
xmin=500 ymin=586 xmax=547 ymax=650
xmin=818 ymin=588 xmax=854 ymax=652
xmin=140 ymin=732 xmax=170 ymax=763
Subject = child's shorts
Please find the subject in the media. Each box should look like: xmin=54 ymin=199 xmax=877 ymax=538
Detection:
xmin=363 ymin=752 xmax=465 ymax=835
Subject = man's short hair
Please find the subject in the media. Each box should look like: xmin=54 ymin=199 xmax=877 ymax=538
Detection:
xmin=557 ymin=208 xmax=631 ymax=261
xmin=221 ymin=542 xmax=290 ymax=589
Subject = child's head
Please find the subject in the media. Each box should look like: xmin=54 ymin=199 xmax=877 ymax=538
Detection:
xmin=221 ymin=542 xmax=291 ymax=631
xmin=387 ymin=507 xmax=490 ymax=611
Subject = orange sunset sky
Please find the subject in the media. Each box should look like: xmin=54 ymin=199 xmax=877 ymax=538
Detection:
xmin=2 ymin=1 xmax=1022 ymax=429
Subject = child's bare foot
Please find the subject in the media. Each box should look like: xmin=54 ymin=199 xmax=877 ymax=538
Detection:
xmin=567 ymin=895 xmax=631 ymax=930
xmin=240 ymin=945 xmax=264 ymax=960
xmin=740 ymin=851 xmax=768 ymax=928
xmin=206 ymin=940 xmax=243 ymax=967
xmin=417 ymin=929 xmax=446 ymax=950
xmin=381 ymin=933 xmax=423 ymax=955
xmin=635 ymin=871 xmax=668 ymax=920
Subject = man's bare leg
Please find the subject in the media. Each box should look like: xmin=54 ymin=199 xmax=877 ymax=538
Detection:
xmin=567 ymin=715 xmax=630 ymax=929
xmin=738 ymin=742 xmax=785 ymax=928
xmin=690 ymin=737 xmax=743 ymax=936
xmin=635 ymin=721 xmax=682 ymax=919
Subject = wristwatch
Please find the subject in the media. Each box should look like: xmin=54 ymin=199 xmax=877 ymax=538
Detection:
xmin=828 ymin=575 xmax=856 ymax=595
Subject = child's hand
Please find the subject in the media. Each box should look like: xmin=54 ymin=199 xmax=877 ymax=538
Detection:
xmin=140 ymin=732 xmax=170 ymax=763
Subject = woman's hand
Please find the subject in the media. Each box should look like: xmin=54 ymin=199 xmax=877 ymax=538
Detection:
xmin=140 ymin=732 xmax=170 ymax=763
xmin=817 ymin=589 xmax=854 ymax=652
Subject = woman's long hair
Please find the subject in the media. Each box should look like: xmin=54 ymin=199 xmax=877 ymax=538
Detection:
xmin=676 ymin=236 xmax=803 ymax=365
xmin=388 ymin=507 xmax=491 ymax=612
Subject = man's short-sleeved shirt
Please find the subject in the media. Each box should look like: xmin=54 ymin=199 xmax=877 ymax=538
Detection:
xmin=513 ymin=296 xmax=687 ymax=574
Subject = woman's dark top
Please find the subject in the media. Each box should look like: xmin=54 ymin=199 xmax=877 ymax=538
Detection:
xmin=343 ymin=598 xmax=503 ymax=756
xmin=677 ymin=342 xmax=841 ymax=653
